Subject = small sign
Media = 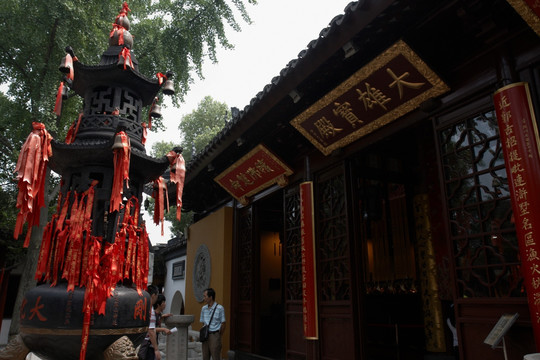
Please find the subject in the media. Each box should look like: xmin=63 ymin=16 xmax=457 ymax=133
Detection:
xmin=290 ymin=40 xmax=449 ymax=155
xmin=214 ymin=144 xmax=293 ymax=204
xmin=172 ymin=260 xmax=185 ymax=280
xmin=484 ymin=313 xmax=519 ymax=348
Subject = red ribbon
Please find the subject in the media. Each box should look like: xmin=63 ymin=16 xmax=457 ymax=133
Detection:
xmin=119 ymin=47 xmax=133 ymax=70
xmin=14 ymin=122 xmax=52 ymax=247
xmin=152 ymin=177 xmax=169 ymax=236
xmin=110 ymin=132 xmax=131 ymax=213
xmin=53 ymin=82 xmax=64 ymax=117
xmin=166 ymin=151 xmax=186 ymax=222
xmin=141 ymin=122 xmax=148 ymax=145
xmin=64 ymin=54 xmax=74 ymax=81
xmin=65 ymin=112 xmax=83 ymax=144
xmin=156 ymin=72 xmax=167 ymax=85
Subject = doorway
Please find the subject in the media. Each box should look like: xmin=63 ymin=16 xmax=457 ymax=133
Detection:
xmin=351 ymin=130 xmax=429 ymax=359
xmin=257 ymin=191 xmax=285 ymax=359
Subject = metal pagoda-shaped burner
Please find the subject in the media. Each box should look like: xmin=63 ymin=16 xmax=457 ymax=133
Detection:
xmin=11 ymin=2 xmax=185 ymax=360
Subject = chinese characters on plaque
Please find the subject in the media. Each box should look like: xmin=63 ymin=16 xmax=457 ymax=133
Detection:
xmin=291 ymin=40 xmax=449 ymax=155
xmin=214 ymin=144 xmax=293 ymax=205
xmin=494 ymin=82 xmax=540 ymax=346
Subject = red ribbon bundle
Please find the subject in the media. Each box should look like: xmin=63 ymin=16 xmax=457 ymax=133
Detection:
xmin=166 ymin=150 xmax=186 ymax=222
xmin=119 ymin=47 xmax=133 ymax=70
xmin=64 ymin=54 xmax=74 ymax=81
xmin=141 ymin=122 xmax=148 ymax=145
xmin=65 ymin=112 xmax=83 ymax=144
xmin=110 ymin=131 xmax=131 ymax=213
xmin=156 ymin=72 xmax=167 ymax=85
xmin=53 ymin=82 xmax=65 ymax=117
xmin=152 ymin=177 xmax=169 ymax=236
xmin=14 ymin=122 xmax=52 ymax=247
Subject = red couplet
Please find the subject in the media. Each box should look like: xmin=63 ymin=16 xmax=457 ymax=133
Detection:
xmin=494 ymin=82 xmax=540 ymax=349
xmin=300 ymin=181 xmax=319 ymax=339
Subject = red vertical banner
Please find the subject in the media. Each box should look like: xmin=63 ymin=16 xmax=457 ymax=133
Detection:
xmin=494 ymin=82 xmax=540 ymax=349
xmin=300 ymin=181 xmax=319 ymax=339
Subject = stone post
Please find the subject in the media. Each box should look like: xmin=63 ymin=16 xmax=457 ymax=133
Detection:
xmin=164 ymin=315 xmax=194 ymax=360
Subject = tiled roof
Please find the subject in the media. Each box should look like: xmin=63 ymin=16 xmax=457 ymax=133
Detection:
xmin=184 ymin=1 xmax=365 ymax=177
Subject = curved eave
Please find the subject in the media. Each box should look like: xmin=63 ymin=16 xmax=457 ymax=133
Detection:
xmin=183 ymin=0 xmax=394 ymax=183
xmin=49 ymin=139 xmax=169 ymax=183
xmin=71 ymin=62 xmax=162 ymax=106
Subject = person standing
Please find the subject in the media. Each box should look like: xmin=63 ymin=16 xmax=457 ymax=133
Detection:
xmin=139 ymin=285 xmax=161 ymax=360
xmin=200 ymin=288 xmax=226 ymax=360
xmin=154 ymin=294 xmax=172 ymax=339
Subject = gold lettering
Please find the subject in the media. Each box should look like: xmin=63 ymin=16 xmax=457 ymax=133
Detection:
xmin=499 ymin=94 xmax=511 ymax=111
xmin=254 ymin=159 xmax=274 ymax=174
xmin=333 ymin=102 xmax=363 ymax=128
xmin=314 ymin=116 xmax=342 ymax=139
xmin=525 ymin=232 xmax=536 ymax=247
xmin=523 ymin=217 xmax=533 ymax=231
xmin=387 ymin=68 xmax=425 ymax=99
xmin=356 ymin=83 xmax=391 ymax=111
xmin=527 ymin=247 xmax=540 ymax=262
xmin=229 ymin=179 xmax=243 ymax=192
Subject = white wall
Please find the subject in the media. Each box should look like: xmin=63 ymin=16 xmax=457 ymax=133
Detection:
xmin=163 ymin=255 xmax=186 ymax=315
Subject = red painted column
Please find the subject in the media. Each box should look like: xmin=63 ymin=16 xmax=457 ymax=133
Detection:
xmin=300 ymin=181 xmax=319 ymax=340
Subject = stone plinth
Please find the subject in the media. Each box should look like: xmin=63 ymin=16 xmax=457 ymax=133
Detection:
xmin=165 ymin=315 xmax=194 ymax=360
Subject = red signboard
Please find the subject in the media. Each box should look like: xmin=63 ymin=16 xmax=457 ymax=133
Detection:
xmin=300 ymin=181 xmax=318 ymax=339
xmin=290 ymin=40 xmax=449 ymax=156
xmin=214 ymin=144 xmax=293 ymax=204
xmin=506 ymin=0 xmax=540 ymax=36
xmin=494 ymin=82 xmax=540 ymax=349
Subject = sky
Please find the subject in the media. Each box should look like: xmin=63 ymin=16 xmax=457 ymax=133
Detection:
xmin=143 ymin=0 xmax=354 ymax=244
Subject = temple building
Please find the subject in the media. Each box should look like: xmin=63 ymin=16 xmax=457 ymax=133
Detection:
xmin=178 ymin=1 xmax=540 ymax=359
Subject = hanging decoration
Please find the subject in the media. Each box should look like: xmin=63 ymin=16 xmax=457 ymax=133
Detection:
xmin=166 ymin=150 xmax=186 ymax=222
xmin=65 ymin=112 xmax=83 ymax=144
xmin=118 ymin=47 xmax=133 ymax=70
xmin=141 ymin=122 xmax=148 ymax=145
xmin=152 ymin=176 xmax=169 ymax=235
xmin=15 ymin=2 xmax=174 ymax=360
xmin=110 ymin=131 xmax=131 ymax=213
xmin=156 ymin=72 xmax=167 ymax=85
xmin=14 ymin=122 xmax=53 ymax=247
xmin=53 ymin=82 xmax=66 ymax=117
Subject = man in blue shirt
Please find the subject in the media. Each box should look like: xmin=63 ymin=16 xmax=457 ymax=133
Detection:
xmin=200 ymin=288 xmax=226 ymax=360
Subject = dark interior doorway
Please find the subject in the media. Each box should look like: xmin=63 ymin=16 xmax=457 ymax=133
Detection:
xmin=257 ymin=190 xmax=285 ymax=359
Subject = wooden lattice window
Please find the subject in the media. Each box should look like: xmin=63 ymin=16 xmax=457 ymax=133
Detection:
xmin=437 ymin=108 xmax=523 ymax=298
xmin=316 ymin=166 xmax=351 ymax=302
xmin=284 ymin=187 xmax=302 ymax=301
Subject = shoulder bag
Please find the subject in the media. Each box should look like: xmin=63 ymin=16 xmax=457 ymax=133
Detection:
xmin=200 ymin=304 xmax=217 ymax=342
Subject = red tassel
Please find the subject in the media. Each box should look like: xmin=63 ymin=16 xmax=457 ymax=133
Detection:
xmin=65 ymin=113 xmax=83 ymax=144
xmin=53 ymin=82 xmax=64 ymax=116
xmin=110 ymin=132 xmax=131 ymax=213
xmin=119 ymin=47 xmax=133 ymax=70
xmin=156 ymin=72 xmax=167 ymax=85
xmin=141 ymin=122 xmax=148 ymax=145
xmin=152 ymin=177 xmax=169 ymax=236
xmin=14 ymin=123 xmax=52 ymax=246
xmin=166 ymin=151 xmax=186 ymax=222
xmin=63 ymin=54 xmax=74 ymax=81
